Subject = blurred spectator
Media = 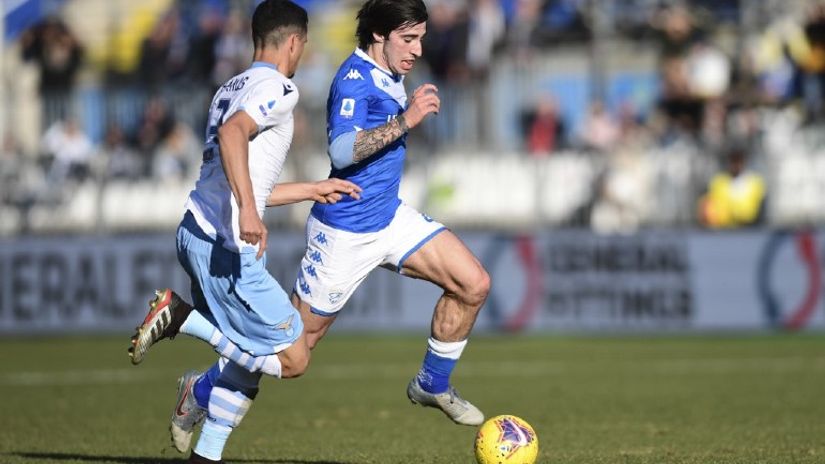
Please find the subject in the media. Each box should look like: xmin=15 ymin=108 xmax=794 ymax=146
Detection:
xmin=0 ymin=134 xmax=24 ymax=203
xmin=798 ymin=3 xmax=825 ymax=119
xmin=533 ymin=0 xmax=589 ymax=46
xmin=20 ymin=17 xmax=84 ymax=127
xmin=589 ymin=153 xmax=650 ymax=235
xmin=152 ymin=123 xmax=200 ymax=182
xmin=133 ymin=97 xmax=176 ymax=174
xmin=422 ymin=1 xmax=470 ymax=83
xmin=467 ymin=0 xmax=505 ymax=146
xmin=579 ymin=101 xmax=619 ymax=152
xmin=521 ymin=94 xmax=566 ymax=156
xmin=421 ymin=1 xmax=470 ymax=148
xmin=506 ymin=0 xmax=542 ymax=64
xmin=467 ymin=0 xmax=505 ymax=76
xmin=654 ymin=5 xmax=705 ymax=138
xmin=698 ymin=145 xmax=766 ymax=228
xmin=212 ymin=9 xmax=253 ymax=86
xmin=616 ymin=102 xmax=650 ymax=148
xmin=686 ymin=41 xmax=731 ymax=100
xmin=186 ymin=7 xmax=223 ymax=85
xmin=41 ymin=118 xmax=95 ymax=186
xmin=100 ymin=125 xmax=144 ymax=181
xmin=138 ymin=10 xmax=187 ymax=93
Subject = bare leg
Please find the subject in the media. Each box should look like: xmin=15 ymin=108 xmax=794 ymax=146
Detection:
xmin=291 ymin=292 xmax=337 ymax=350
xmin=401 ymin=230 xmax=490 ymax=426
xmin=401 ymin=230 xmax=491 ymax=341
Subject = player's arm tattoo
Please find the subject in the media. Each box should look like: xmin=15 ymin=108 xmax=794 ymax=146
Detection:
xmin=352 ymin=115 xmax=408 ymax=164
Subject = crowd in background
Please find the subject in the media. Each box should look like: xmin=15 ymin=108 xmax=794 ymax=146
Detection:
xmin=2 ymin=0 xmax=825 ymax=234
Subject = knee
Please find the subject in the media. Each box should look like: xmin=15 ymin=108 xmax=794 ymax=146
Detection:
xmin=458 ymin=266 xmax=491 ymax=309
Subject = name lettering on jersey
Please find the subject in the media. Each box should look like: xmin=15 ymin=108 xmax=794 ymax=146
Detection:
xmin=258 ymin=100 xmax=277 ymax=117
xmin=283 ymin=83 xmax=294 ymax=96
xmin=344 ymin=68 xmax=364 ymax=80
xmin=340 ymin=98 xmax=355 ymax=118
xmin=222 ymin=76 xmax=249 ymax=92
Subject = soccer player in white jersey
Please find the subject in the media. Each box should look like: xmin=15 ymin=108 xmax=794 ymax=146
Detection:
xmin=127 ymin=2 xmax=360 ymax=463
xmin=291 ymin=0 xmax=490 ymax=426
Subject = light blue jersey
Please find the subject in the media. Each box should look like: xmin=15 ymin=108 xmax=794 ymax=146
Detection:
xmin=310 ymin=48 xmax=408 ymax=233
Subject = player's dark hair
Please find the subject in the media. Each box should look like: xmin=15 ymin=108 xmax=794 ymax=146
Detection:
xmin=356 ymin=0 xmax=428 ymax=50
xmin=252 ymin=0 xmax=308 ymax=49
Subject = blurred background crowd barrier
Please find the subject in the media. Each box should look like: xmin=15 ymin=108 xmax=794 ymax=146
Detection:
xmin=4 ymin=0 xmax=825 ymax=234
xmin=2 ymin=0 xmax=825 ymax=333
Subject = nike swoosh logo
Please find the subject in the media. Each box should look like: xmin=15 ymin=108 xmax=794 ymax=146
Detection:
xmin=175 ymin=378 xmax=195 ymax=417
xmin=283 ymin=84 xmax=294 ymax=96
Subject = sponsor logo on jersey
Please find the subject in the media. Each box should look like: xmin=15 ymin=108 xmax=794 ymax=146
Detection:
xmin=283 ymin=83 xmax=294 ymax=96
xmin=344 ymin=69 xmax=364 ymax=80
xmin=340 ymin=98 xmax=355 ymax=118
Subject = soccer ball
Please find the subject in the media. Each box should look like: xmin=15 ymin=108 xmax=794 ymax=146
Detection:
xmin=474 ymin=415 xmax=539 ymax=464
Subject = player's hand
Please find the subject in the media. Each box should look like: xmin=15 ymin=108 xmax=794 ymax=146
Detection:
xmin=313 ymin=178 xmax=362 ymax=204
xmin=239 ymin=207 xmax=268 ymax=260
xmin=403 ymin=84 xmax=440 ymax=129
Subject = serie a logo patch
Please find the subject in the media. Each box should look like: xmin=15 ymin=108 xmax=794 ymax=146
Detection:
xmin=340 ymin=98 xmax=355 ymax=118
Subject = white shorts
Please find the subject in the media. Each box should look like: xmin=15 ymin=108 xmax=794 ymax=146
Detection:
xmin=294 ymin=203 xmax=446 ymax=315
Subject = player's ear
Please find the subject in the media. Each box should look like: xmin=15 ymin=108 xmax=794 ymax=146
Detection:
xmin=372 ymin=32 xmax=385 ymax=44
xmin=287 ymin=33 xmax=298 ymax=53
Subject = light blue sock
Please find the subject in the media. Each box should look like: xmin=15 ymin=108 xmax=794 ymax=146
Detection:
xmin=180 ymin=310 xmax=218 ymax=342
xmin=180 ymin=311 xmax=283 ymax=377
xmin=193 ymin=361 xmax=261 ymax=461
xmin=195 ymin=421 xmax=231 ymax=461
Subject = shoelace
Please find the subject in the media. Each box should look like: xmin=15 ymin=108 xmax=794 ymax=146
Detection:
xmin=448 ymin=387 xmax=467 ymax=405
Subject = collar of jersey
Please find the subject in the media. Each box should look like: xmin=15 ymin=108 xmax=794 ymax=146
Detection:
xmin=250 ymin=61 xmax=279 ymax=71
xmin=354 ymin=48 xmax=402 ymax=83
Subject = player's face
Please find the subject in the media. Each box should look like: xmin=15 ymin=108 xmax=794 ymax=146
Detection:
xmin=380 ymin=22 xmax=426 ymax=75
xmin=285 ymin=33 xmax=307 ymax=78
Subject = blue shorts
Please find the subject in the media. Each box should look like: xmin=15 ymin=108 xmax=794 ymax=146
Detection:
xmin=176 ymin=211 xmax=302 ymax=356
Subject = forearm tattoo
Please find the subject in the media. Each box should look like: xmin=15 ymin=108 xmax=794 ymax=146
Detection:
xmin=352 ymin=114 xmax=408 ymax=164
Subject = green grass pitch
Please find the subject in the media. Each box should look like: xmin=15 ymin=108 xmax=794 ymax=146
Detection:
xmin=0 ymin=334 xmax=823 ymax=463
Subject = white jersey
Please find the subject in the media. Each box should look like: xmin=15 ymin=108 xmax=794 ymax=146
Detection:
xmin=185 ymin=62 xmax=299 ymax=253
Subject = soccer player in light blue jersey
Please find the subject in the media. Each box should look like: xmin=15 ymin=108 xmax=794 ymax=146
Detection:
xmin=128 ymin=2 xmax=360 ymax=463
xmin=291 ymin=0 xmax=490 ymax=426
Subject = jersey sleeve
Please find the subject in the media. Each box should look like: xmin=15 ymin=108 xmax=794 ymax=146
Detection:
xmin=239 ymin=79 xmax=298 ymax=132
xmin=328 ymin=67 xmax=370 ymax=141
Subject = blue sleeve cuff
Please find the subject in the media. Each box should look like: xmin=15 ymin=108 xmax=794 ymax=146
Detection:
xmin=329 ymin=131 xmax=357 ymax=170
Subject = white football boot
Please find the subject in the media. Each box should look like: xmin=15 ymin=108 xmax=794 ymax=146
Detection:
xmin=406 ymin=377 xmax=484 ymax=426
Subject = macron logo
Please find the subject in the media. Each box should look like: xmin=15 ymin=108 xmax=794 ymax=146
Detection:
xmin=344 ymin=69 xmax=364 ymax=80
